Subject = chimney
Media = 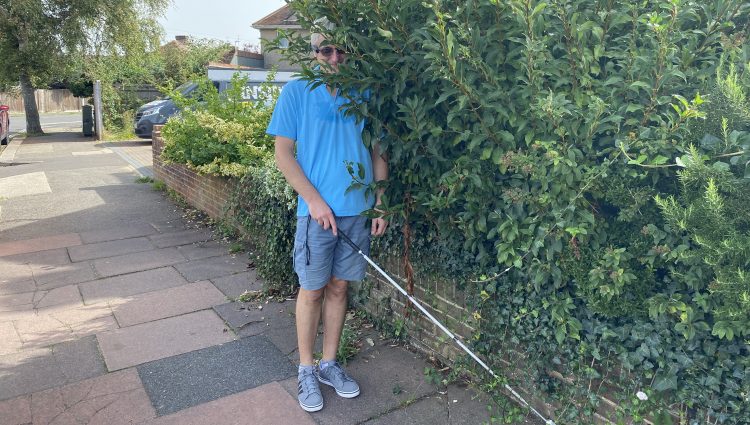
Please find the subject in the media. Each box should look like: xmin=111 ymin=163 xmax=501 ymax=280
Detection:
xmin=175 ymin=35 xmax=188 ymax=43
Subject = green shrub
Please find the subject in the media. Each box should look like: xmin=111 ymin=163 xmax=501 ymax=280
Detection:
xmin=160 ymin=73 xmax=277 ymax=177
xmin=277 ymin=0 xmax=750 ymax=422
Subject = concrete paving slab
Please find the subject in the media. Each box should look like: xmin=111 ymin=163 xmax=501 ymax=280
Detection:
xmin=210 ymin=270 xmax=262 ymax=299
xmin=50 ymin=335 xmax=107 ymax=384
xmin=213 ymin=300 xmax=296 ymax=339
xmin=33 ymin=284 xmax=82 ymax=310
xmin=0 ymin=171 xmax=51 ymax=199
xmin=0 ymin=348 xmax=67 ymax=400
xmin=26 ymin=369 xmax=156 ymax=425
xmin=262 ymin=322 xmax=324 ymax=365
xmin=111 ymin=281 xmax=228 ymax=327
xmin=0 ymin=262 xmax=33 ymax=283
xmin=71 ymin=149 xmax=113 ymax=155
xmin=15 ymin=307 xmax=117 ymax=349
xmin=173 ymin=255 xmax=247 ymax=282
xmin=0 ymin=291 xmax=34 ymax=312
xmin=0 ymin=322 xmax=22 ymax=356
xmin=68 ymin=236 xmax=155 ymax=262
xmin=0 ymin=233 xmax=81 ymax=257
xmin=176 ymin=240 xmax=232 ymax=260
xmin=32 ymin=261 xmax=97 ymax=290
xmin=92 ymin=247 xmax=187 ymax=277
xmin=279 ymin=344 xmax=440 ymax=425
xmin=144 ymin=381 xmax=315 ymax=425
xmin=138 ymin=335 xmax=295 ymax=415
xmin=79 ymin=267 xmax=189 ymax=305
xmin=0 ymin=395 xmax=30 ymax=425
xmin=97 ymin=309 xmax=233 ymax=371
xmin=148 ymin=220 xmax=190 ymax=233
xmin=148 ymin=228 xmax=214 ymax=248
xmin=79 ymin=222 xmax=158 ymax=244
xmin=364 ymin=394 xmax=448 ymax=424
xmin=0 ymin=279 xmax=35 ymax=296
xmin=0 ymin=247 xmax=71 ymax=267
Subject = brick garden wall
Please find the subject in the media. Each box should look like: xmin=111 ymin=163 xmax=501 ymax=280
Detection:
xmin=152 ymin=126 xmax=236 ymax=220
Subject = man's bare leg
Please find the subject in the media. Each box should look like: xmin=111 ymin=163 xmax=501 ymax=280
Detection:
xmin=296 ymin=286 xmax=325 ymax=365
xmin=322 ymin=277 xmax=348 ymax=361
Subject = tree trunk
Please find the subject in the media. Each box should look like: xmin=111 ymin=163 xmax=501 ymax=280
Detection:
xmin=20 ymin=72 xmax=43 ymax=135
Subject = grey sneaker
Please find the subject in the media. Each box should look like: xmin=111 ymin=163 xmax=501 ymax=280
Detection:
xmin=298 ymin=368 xmax=324 ymax=412
xmin=316 ymin=361 xmax=360 ymax=398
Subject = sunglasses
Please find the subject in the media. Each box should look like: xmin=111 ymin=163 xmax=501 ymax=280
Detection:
xmin=315 ymin=46 xmax=347 ymax=57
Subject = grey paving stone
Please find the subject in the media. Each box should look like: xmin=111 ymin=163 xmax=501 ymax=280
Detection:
xmin=279 ymin=344 xmax=440 ymax=425
xmin=0 ymin=348 xmax=66 ymax=400
xmin=148 ymin=228 xmax=214 ymax=249
xmin=364 ymin=394 xmax=448 ymax=424
xmin=50 ymin=335 xmax=107 ymax=383
xmin=173 ymin=255 xmax=247 ymax=282
xmin=0 ymin=336 xmax=106 ymax=401
xmin=176 ymin=240 xmax=231 ymax=260
xmin=213 ymin=300 xmax=296 ymax=338
xmin=67 ymin=237 xmax=154 ymax=262
xmin=210 ymin=270 xmax=262 ymax=299
xmin=79 ymin=267 xmax=189 ymax=304
xmin=79 ymin=222 xmax=158 ymax=244
xmin=33 ymin=262 xmax=97 ymax=290
xmin=137 ymin=335 xmax=295 ymax=415
xmin=92 ymin=247 xmax=187 ymax=277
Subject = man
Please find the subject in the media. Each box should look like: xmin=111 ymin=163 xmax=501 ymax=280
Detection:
xmin=267 ymin=28 xmax=388 ymax=413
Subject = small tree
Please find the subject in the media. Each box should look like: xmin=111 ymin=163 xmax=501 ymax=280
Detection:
xmin=0 ymin=0 xmax=168 ymax=135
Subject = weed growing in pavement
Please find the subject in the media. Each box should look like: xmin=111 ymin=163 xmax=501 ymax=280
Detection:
xmin=135 ymin=176 xmax=154 ymax=184
xmin=228 ymin=242 xmax=244 ymax=254
xmin=151 ymin=180 xmax=166 ymax=191
xmin=337 ymin=323 xmax=360 ymax=366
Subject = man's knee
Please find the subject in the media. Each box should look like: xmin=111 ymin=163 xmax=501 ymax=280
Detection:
xmin=326 ymin=277 xmax=348 ymax=299
xmin=299 ymin=287 xmax=325 ymax=304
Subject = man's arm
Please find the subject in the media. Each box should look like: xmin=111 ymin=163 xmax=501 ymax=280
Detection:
xmin=371 ymin=142 xmax=388 ymax=236
xmin=275 ymin=135 xmax=338 ymax=235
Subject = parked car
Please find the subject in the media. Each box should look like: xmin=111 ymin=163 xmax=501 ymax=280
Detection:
xmin=133 ymin=82 xmax=200 ymax=139
xmin=133 ymin=77 xmax=284 ymax=139
xmin=0 ymin=104 xmax=9 ymax=145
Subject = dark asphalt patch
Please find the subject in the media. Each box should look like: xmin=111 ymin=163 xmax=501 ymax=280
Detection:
xmin=137 ymin=335 xmax=295 ymax=416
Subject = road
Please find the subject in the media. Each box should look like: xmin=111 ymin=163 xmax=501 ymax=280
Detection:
xmin=9 ymin=112 xmax=83 ymax=136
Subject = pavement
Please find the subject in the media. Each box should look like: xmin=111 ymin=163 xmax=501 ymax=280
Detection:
xmin=0 ymin=131 xmax=539 ymax=425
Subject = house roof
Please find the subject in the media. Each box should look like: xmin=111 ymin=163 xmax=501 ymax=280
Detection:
xmin=207 ymin=62 xmax=264 ymax=71
xmin=252 ymin=5 xmax=301 ymax=29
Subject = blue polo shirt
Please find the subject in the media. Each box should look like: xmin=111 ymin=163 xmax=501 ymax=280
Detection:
xmin=267 ymin=79 xmax=374 ymax=217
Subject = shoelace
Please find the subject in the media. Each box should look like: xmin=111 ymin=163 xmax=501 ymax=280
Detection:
xmin=326 ymin=363 xmax=352 ymax=385
xmin=299 ymin=370 xmax=319 ymax=397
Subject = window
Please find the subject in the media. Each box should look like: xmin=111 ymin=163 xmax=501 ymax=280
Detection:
xmin=277 ymin=31 xmax=289 ymax=49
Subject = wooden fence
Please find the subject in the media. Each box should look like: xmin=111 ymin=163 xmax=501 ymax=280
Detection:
xmin=0 ymin=89 xmax=88 ymax=113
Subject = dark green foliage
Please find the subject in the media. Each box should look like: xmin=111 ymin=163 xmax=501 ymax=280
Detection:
xmin=160 ymin=73 xmax=277 ymax=176
xmin=276 ymin=0 xmax=750 ymax=422
xmin=228 ymin=160 xmax=298 ymax=294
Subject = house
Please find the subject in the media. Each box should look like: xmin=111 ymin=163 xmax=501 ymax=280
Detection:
xmin=252 ymin=5 xmax=307 ymax=71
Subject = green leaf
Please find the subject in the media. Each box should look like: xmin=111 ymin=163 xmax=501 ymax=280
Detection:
xmin=376 ymin=28 xmax=393 ymax=39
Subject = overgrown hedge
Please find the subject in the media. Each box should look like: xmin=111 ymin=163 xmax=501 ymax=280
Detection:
xmin=273 ymin=0 xmax=750 ymax=423
xmin=159 ymin=0 xmax=750 ymax=421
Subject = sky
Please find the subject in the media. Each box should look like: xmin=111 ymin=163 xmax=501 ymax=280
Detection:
xmin=158 ymin=0 xmax=287 ymax=49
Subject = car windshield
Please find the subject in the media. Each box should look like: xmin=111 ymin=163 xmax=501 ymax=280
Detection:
xmin=163 ymin=82 xmax=198 ymax=99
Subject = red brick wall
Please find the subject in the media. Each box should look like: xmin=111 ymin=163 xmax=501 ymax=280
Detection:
xmin=152 ymin=126 xmax=236 ymax=220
